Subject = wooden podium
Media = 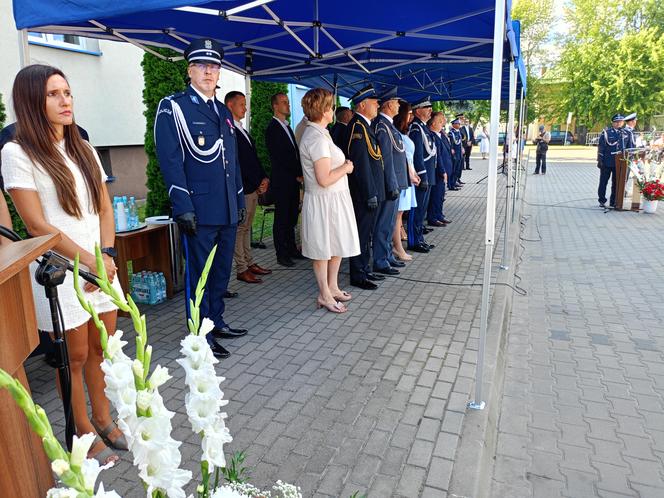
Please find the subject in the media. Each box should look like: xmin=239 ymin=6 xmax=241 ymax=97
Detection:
xmin=614 ymin=155 xmax=629 ymax=210
xmin=0 ymin=234 xmax=60 ymax=497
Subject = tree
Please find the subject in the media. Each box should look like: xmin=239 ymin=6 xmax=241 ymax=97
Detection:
xmin=0 ymin=93 xmax=28 ymax=238
xmin=141 ymin=49 xmax=188 ymax=217
xmin=557 ymin=0 xmax=664 ymax=128
xmin=249 ymin=80 xmax=288 ymax=176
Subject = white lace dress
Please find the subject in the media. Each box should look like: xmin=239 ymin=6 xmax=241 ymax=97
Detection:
xmin=2 ymin=141 xmax=123 ymax=332
xmin=298 ymin=122 xmax=360 ymax=260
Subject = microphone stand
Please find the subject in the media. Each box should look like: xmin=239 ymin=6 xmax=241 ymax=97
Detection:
xmin=0 ymin=225 xmax=100 ymax=451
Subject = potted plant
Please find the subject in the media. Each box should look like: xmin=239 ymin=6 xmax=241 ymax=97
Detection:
xmin=641 ymin=179 xmax=664 ymax=213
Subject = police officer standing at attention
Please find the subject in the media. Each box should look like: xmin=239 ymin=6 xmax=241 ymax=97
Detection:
xmin=345 ymin=86 xmax=385 ymax=290
xmin=597 ymin=114 xmax=625 ymax=208
xmin=623 ymin=113 xmax=638 ymax=149
xmin=448 ymin=116 xmax=465 ymax=190
xmin=407 ymin=97 xmax=436 ymax=253
xmin=372 ymin=88 xmax=406 ymax=275
xmin=154 ymin=38 xmax=247 ymax=359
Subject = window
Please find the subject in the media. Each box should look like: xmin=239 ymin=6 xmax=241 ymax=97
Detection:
xmin=28 ymin=32 xmax=101 ymax=55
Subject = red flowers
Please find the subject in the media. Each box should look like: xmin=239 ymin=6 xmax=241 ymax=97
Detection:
xmin=641 ymin=179 xmax=664 ymax=201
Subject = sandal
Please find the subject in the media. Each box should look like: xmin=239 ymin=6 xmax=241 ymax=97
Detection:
xmin=92 ymin=419 xmax=128 ymax=451
xmin=88 ymin=435 xmax=119 ymax=466
xmin=316 ymin=298 xmax=347 ymax=313
xmin=332 ymin=291 xmax=352 ymax=302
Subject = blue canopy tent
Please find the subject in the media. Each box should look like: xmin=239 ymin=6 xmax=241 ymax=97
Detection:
xmin=13 ymin=0 xmax=525 ymax=412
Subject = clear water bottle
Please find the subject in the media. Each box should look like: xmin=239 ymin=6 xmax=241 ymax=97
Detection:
xmin=122 ymin=196 xmax=129 ymax=227
xmin=158 ymin=272 xmax=167 ymax=302
xmin=113 ymin=196 xmax=120 ymax=231
xmin=128 ymin=197 xmax=138 ymax=228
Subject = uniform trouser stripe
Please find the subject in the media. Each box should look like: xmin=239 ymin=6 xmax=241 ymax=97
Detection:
xmin=182 ymin=234 xmax=191 ymax=320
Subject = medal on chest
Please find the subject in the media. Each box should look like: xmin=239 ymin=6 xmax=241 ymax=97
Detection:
xmin=198 ymin=133 xmax=205 ymax=147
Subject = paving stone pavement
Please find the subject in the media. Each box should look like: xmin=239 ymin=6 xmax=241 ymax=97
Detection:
xmin=24 ymin=156 xmax=510 ymax=497
xmin=490 ymin=151 xmax=664 ymax=497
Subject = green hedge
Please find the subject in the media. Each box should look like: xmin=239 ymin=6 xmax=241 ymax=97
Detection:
xmin=141 ymin=49 xmax=188 ymax=218
xmin=250 ymin=80 xmax=288 ymax=176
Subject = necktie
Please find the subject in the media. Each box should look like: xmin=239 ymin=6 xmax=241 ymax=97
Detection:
xmin=206 ymin=99 xmax=215 ymax=114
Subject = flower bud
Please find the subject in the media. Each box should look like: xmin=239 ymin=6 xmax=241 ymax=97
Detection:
xmin=51 ymin=459 xmax=70 ymax=476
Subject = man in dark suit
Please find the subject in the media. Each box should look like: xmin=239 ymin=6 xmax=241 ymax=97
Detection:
xmin=427 ymin=112 xmax=453 ymax=226
xmin=344 ymin=86 xmax=385 ymax=290
xmin=154 ymin=39 xmax=247 ymax=359
xmin=460 ymin=114 xmax=475 ymax=170
xmin=265 ymin=92 xmax=303 ymax=267
xmin=225 ymin=91 xmax=272 ymax=284
xmin=330 ymin=107 xmax=353 ymax=149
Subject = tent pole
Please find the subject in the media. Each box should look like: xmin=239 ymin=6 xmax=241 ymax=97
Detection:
xmin=515 ymin=87 xmax=525 ymax=204
xmin=245 ymin=74 xmax=252 ymax=132
xmin=18 ymin=29 xmax=30 ymax=68
xmin=468 ymin=0 xmax=506 ymax=412
xmin=314 ymin=0 xmax=319 ymax=54
xmin=501 ymin=61 xmax=517 ymax=270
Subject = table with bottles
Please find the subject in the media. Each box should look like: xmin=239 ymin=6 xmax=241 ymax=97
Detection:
xmin=114 ymin=223 xmax=174 ymax=316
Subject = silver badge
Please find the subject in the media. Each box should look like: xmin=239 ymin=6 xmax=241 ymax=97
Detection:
xmin=198 ymin=135 xmax=205 ymax=147
xmin=205 ymin=40 xmax=212 ymax=49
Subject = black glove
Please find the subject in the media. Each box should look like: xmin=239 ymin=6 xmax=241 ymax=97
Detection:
xmin=597 ymin=161 xmax=602 ymax=170
xmin=238 ymin=207 xmax=247 ymax=225
xmin=388 ymin=190 xmax=400 ymax=201
xmin=416 ymin=181 xmax=429 ymax=191
xmin=175 ymin=211 xmax=197 ymax=236
xmin=367 ymin=196 xmax=378 ymax=210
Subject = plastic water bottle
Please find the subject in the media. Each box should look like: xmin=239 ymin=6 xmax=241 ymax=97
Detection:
xmin=158 ymin=272 xmax=167 ymax=302
xmin=129 ymin=197 xmax=138 ymax=228
xmin=122 ymin=196 xmax=129 ymax=227
xmin=112 ymin=197 xmax=120 ymax=231
xmin=116 ymin=200 xmax=128 ymax=231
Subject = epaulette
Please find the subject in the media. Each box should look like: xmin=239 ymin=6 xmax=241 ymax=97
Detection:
xmin=167 ymin=91 xmax=188 ymax=101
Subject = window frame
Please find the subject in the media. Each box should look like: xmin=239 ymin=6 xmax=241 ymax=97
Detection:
xmin=28 ymin=32 xmax=102 ymax=56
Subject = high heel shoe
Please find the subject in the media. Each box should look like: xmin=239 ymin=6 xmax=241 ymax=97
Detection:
xmin=332 ymin=291 xmax=352 ymax=302
xmin=316 ymin=298 xmax=347 ymax=313
xmin=393 ymin=250 xmax=413 ymax=262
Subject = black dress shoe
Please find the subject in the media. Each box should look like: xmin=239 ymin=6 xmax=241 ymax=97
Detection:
xmin=389 ymin=260 xmax=406 ymax=268
xmin=466 ymin=167 xmax=473 ymax=170
xmin=350 ymin=279 xmax=378 ymax=290
xmin=441 ymin=218 xmax=452 ymax=224
xmin=458 ymin=181 xmax=466 ymax=185
xmin=290 ymin=251 xmax=306 ymax=260
xmin=423 ymin=227 xmax=434 ymax=234
xmin=223 ymin=290 xmax=239 ymax=298
xmin=428 ymin=220 xmax=445 ymax=227
xmin=212 ymin=326 xmax=248 ymax=339
xmin=277 ymin=256 xmax=296 ymax=267
xmin=449 ymin=187 xmax=460 ymax=191
xmin=366 ymin=272 xmax=385 ymax=281
xmin=374 ymin=267 xmax=400 ymax=275
xmin=409 ymin=244 xmax=430 ymax=253
xmin=424 ymin=243 xmax=436 ymax=250
xmin=207 ymin=339 xmax=231 ymax=359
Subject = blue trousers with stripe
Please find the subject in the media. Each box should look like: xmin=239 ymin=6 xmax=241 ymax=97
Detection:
xmin=407 ymin=185 xmax=430 ymax=247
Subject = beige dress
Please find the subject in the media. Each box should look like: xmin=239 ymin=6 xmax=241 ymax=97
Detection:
xmin=2 ymin=141 xmax=123 ymax=332
xmin=299 ymin=122 xmax=360 ymax=260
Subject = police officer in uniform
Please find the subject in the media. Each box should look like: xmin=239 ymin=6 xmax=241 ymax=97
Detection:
xmin=623 ymin=113 xmax=637 ymax=149
xmin=344 ymin=86 xmax=385 ymax=290
xmin=597 ymin=114 xmax=625 ymax=208
xmin=407 ymin=97 xmax=437 ymax=253
xmin=427 ymin=112 xmax=453 ymax=226
xmin=154 ymin=39 xmax=247 ymax=359
xmin=448 ymin=117 xmax=464 ymax=190
xmin=372 ymin=88 xmax=406 ymax=274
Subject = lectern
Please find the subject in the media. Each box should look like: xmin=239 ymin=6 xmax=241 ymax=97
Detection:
xmin=0 ymin=234 xmax=60 ymax=497
xmin=614 ymin=155 xmax=629 ymax=210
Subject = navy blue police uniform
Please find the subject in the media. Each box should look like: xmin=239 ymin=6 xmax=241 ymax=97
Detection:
xmin=448 ymin=119 xmax=464 ymax=188
xmin=344 ymin=86 xmax=385 ymax=289
xmin=622 ymin=113 xmax=637 ymax=149
xmin=597 ymin=114 xmax=626 ymax=207
xmin=428 ymin=128 xmax=452 ymax=225
xmin=154 ymin=39 xmax=246 ymax=358
xmin=372 ymin=89 xmax=406 ymax=273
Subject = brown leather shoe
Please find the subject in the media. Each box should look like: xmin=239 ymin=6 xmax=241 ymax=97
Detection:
xmin=237 ymin=270 xmax=262 ymax=283
xmin=248 ymin=263 xmax=272 ymax=275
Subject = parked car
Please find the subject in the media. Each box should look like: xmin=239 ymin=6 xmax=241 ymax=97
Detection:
xmin=533 ymin=130 xmax=575 ymax=145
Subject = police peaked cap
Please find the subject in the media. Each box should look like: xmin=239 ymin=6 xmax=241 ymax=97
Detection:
xmin=624 ymin=112 xmax=637 ymax=121
xmin=411 ymin=97 xmax=432 ymax=109
xmin=377 ymin=87 xmax=399 ymax=104
xmin=455 ymin=113 xmax=465 ymax=118
xmin=351 ymin=85 xmax=379 ymax=105
xmin=185 ymin=38 xmax=224 ymax=65
xmin=451 ymin=118 xmax=461 ymax=125
xmin=611 ymin=114 xmax=625 ymax=122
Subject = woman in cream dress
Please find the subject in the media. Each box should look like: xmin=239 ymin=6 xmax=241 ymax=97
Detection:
xmin=299 ymin=88 xmax=359 ymax=313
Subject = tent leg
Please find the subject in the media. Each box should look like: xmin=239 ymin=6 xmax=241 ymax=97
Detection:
xmin=501 ymin=62 xmax=517 ymax=270
xmin=468 ymin=0 xmax=506 ymax=411
xmin=18 ymin=29 xmax=30 ymax=68
xmin=244 ymin=74 xmax=252 ymax=132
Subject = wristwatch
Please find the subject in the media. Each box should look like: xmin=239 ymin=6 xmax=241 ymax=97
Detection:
xmin=100 ymin=247 xmax=117 ymax=258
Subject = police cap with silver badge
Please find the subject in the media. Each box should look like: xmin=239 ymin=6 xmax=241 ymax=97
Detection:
xmin=624 ymin=112 xmax=637 ymax=121
xmin=350 ymin=85 xmax=379 ymax=105
xmin=451 ymin=117 xmax=461 ymax=125
xmin=411 ymin=97 xmax=432 ymax=110
xmin=611 ymin=113 xmax=625 ymax=122
xmin=377 ymin=87 xmax=399 ymax=105
xmin=184 ymin=38 xmax=224 ymax=65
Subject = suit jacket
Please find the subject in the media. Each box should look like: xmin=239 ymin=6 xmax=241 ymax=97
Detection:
xmin=329 ymin=121 xmax=348 ymax=150
xmin=154 ymin=85 xmax=244 ymax=225
xmin=460 ymin=125 xmax=475 ymax=147
xmin=409 ymin=117 xmax=437 ymax=186
xmin=373 ymin=113 xmax=405 ymax=193
xmin=235 ymin=126 xmax=267 ymax=194
xmin=265 ymin=117 xmax=302 ymax=190
xmin=433 ymin=131 xmax=454 ymax=178
xmin=345 ymin=114 xmax=386 ymax=205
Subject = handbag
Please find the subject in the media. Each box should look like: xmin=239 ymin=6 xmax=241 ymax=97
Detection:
xmin=257 ymin=185 xmax=274 ymax=206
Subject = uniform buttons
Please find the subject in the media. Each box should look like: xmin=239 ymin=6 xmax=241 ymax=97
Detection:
xmin=225 ymin=160 xmax=229 ymax=165
xmin=226 ymin=174 xmax=230 ymax=177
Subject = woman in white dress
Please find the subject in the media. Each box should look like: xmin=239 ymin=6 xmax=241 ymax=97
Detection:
xmin=2 ymin=65 xmax=125 ymax=464
xmin=479 ymin=125 xmax=490 ymax=159
xmin=299 ymin=88 xmax=359 ymax=313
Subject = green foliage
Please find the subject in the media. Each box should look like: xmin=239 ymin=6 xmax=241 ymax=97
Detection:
xmin=0 ymin=92 xmax=27 ymax=238
xmin=556 ymin=0 xmax=664 ymax=128
xmin=141 ymin=49 xmax=188 ymax=217
xmin=250 ymin=80 xmax=288 ymax=176
xmin=221 ymin=451 xmax=250 ymax=484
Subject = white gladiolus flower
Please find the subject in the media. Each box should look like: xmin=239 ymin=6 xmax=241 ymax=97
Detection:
xmin=210 ymin=486 xmax=250 ymax=498
xmin=140 ymin=448 xmax=192 ymax=498
xmin=101 ymin=359 xmax=135 ymax=392
xmin=179 ymin=335 xmax=216 ymax=370
xmin=132 ymin=359 xmax=144 ymax=380
xmin=136 ymin=390 xmax=153 ymax=412
xmin=46 ymin=488 xmax=78 ymax=498
xmin=148 ymin=365 xmax=171 ymax=389
xmin=185 ymin=395 xmax=219 ymax=433
xmin=70 ymin=433 xmax=96 ymax=467
xmin=199 ymin=317 xmax=215 ymax=336
xmin=51 ymin=459 xmax=70 ymax=476
xmin=105 ymin=330 xmax=128 ymax=359
xmin=80 ymin=457 xmax=114 ymax=491
xmin=189 ymin=369 xmax=222 ymax=399
xmin=201 ymin=415 xmax=233 ymax=468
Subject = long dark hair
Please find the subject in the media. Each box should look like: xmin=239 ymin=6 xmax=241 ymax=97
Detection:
xmin=393 ymin=101 xmax=412 ymax=134
xmin=12 ymin=64 xmax=102 ymax=218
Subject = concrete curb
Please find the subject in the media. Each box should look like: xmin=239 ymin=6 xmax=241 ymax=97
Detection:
xmin=448 ymin=170 xmax=527 ymax=498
